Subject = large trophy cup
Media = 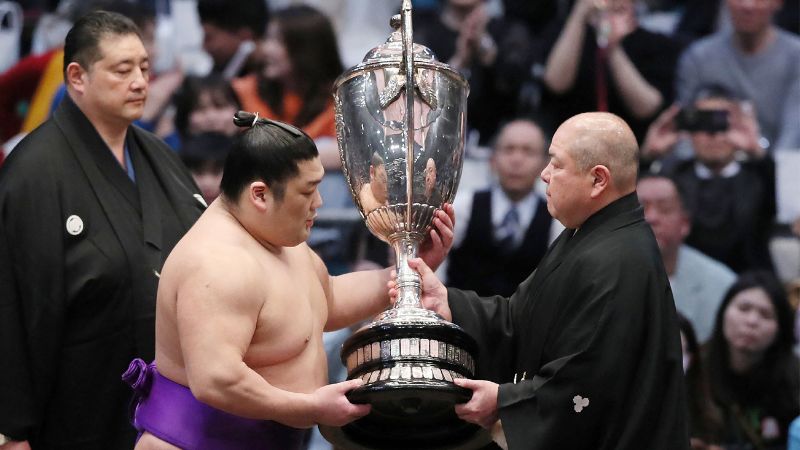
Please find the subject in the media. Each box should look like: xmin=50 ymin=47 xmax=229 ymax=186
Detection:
xmin=319 ymin=2 xmax=489 ymax=449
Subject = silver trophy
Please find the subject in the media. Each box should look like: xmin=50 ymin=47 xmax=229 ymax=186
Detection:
xmin=319 ymin=2 xmax=488 ymax=449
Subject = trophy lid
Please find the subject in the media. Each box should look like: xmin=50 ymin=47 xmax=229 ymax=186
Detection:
xmin=333 ymin=14 xmax=468 ymax=91
xmin=360 ymin=17 xmax=436 ymax=66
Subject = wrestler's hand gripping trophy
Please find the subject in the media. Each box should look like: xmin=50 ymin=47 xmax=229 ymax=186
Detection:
xmin=319 ymin=2 xmax=488 ymax=449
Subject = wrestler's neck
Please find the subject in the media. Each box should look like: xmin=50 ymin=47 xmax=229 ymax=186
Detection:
xmin=217 ymin=197 xmax=284 ymax=255
xmin=255 ymin=235 xmax=282 ymax=254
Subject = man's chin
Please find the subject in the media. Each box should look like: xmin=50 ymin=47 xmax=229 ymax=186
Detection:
xmin=126 ymin=111 xmax=144 ymax=122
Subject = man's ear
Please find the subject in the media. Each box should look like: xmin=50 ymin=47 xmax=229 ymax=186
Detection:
xmin=679 ymin=214 xmax=691 ymax=240
xmin=65 ymin=62 xmax=86 ymax=94
xmin=249 ymin=181 xmax=270 ymax=211
xmin=589 ymin=165 xmax=611 ymax=198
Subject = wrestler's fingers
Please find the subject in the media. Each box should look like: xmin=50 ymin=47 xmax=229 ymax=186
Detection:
xmin=340 ymin=378 xmax=365 ymax=393
xmin=349 ymin=402 xmax=371 ymax=418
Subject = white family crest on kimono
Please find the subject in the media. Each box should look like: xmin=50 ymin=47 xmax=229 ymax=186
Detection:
xmin=65 ymin=214 xmax=84 ymax=235
xmin=572 ymin=395 xmax=589 ymax=413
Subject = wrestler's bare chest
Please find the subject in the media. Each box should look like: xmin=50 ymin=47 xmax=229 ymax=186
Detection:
xmin=243 ymin=250 xmax=328 ymax=387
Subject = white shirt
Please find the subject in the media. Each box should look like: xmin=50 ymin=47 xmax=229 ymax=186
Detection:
xmin=452 ymin=184 xmax=562 ymax=248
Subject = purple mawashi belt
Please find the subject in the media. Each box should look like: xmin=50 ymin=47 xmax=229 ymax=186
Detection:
xmin=123 ymin=358 xmax=308 ymax=450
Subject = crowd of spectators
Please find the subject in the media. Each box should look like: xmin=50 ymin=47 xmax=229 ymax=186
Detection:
xmin=1 ymin=0 xmax=799 ymax=448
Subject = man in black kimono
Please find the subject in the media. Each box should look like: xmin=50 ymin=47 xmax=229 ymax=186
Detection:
xmin=0 ymin=11 xmax=204 ymax=449
xmin=403 ymin=112 xmax=689 ymax=449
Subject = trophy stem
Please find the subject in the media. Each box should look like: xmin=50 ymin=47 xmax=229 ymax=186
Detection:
xmin=391 ymin=235 xmax=422 ymax=309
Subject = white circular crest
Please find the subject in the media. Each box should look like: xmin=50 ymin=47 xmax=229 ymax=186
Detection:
xmin=65 ymin=215 xmax=84 ymax=236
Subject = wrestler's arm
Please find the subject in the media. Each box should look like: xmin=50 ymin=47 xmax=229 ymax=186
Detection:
xmin=176 ymin=255 xmax=368 ymax=428
xmin=317 ymin=252 xmax=392 ymax=331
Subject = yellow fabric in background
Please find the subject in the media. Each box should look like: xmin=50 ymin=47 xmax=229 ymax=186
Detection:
xmin=22 ymin=48 xmax=64 ymax=132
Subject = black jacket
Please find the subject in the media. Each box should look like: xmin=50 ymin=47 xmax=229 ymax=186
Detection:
xmin=449 ymin=193 xmax=689 ymax=450
xmin=0 ymin=96 xmax=204 ymax=447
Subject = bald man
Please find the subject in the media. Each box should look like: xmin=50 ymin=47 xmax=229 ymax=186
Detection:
xmin=401 ymin=113 xmax=689 ymax=449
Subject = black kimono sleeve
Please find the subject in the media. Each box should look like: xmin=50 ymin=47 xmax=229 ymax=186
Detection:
xmin=447 ymin=287 xmax=517 ymax=385
xmin=0 ymin=156 xmax=68 ymax=439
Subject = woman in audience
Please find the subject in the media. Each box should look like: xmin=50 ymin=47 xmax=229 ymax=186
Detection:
xmin=704 ymin=271 xmax=800 ymax=449
xmin=231 ymin=5 xmax=349 ymax=208
xmin=171 ymin=74 xmax=241 ymax=150
xmin=231 ymin=5 xmax=341 ymax=145
xmin=178 ymin=132 xmax=232 ymax=205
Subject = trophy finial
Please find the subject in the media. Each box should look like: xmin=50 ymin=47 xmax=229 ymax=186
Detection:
xmin=390 ymin=14 xmax=401 ymax=30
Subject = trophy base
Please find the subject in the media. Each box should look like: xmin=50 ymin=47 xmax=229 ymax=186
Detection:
xmin=321 ymin=314 xmax=490 ymax=449
xmin=319 ymin=380 xmax=492 ymax=450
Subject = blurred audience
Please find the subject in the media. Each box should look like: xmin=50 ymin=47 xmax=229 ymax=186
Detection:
xmin=414 ymin=0 xmax=539 ymax=144
xmin=791 ymin=414 xmax=800 ymax=450
xmin=642 ymin=85 xmax=775 ymax=273
xmin=178 ymin=131 xmax=233 ymax=205
xmin=678 ymin=313 xmax=724 ymax=450
xmin=703 ymin=271 xmax=799 ymax=449
xmin=675 ymin=0 xmax=800 ymax=154
xmin=232 ymin=5 xmax=339 ymax=144
xmin=638 ymin=174 xmax=736 ymax=342
xmin=195 ymin=0 xmax=268 ymax=78
xmin=675 ymin=0 xmax=798 ymax=44
xmin=170 ymin=73 xmax=241 ymax=149
xmin=540 ymin=0 xmax=684 ymax=140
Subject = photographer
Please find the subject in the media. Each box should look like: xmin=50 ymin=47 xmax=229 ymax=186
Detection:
xmin=641 ymin=85 xmax=776 ymax=274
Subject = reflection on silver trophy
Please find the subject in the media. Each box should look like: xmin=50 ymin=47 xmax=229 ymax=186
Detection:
xmin=319 ymin=1 xmax=489 ymax=449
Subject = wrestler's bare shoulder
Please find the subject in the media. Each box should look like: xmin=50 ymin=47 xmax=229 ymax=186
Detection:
xmin=162 ymin=208 xmax=317 ymax=283
xmin=134 ymin=432 xmax=181 ymax=450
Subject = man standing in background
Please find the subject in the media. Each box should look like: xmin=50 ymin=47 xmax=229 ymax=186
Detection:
xmin=0 ymin=11 xmax=204 ymax=448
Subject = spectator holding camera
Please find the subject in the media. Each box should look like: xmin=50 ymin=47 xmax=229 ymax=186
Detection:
xmin=642 ymin=85 xmax=775 ymax=273
xmin=676 ymin=0 xmax=800 ymax=154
